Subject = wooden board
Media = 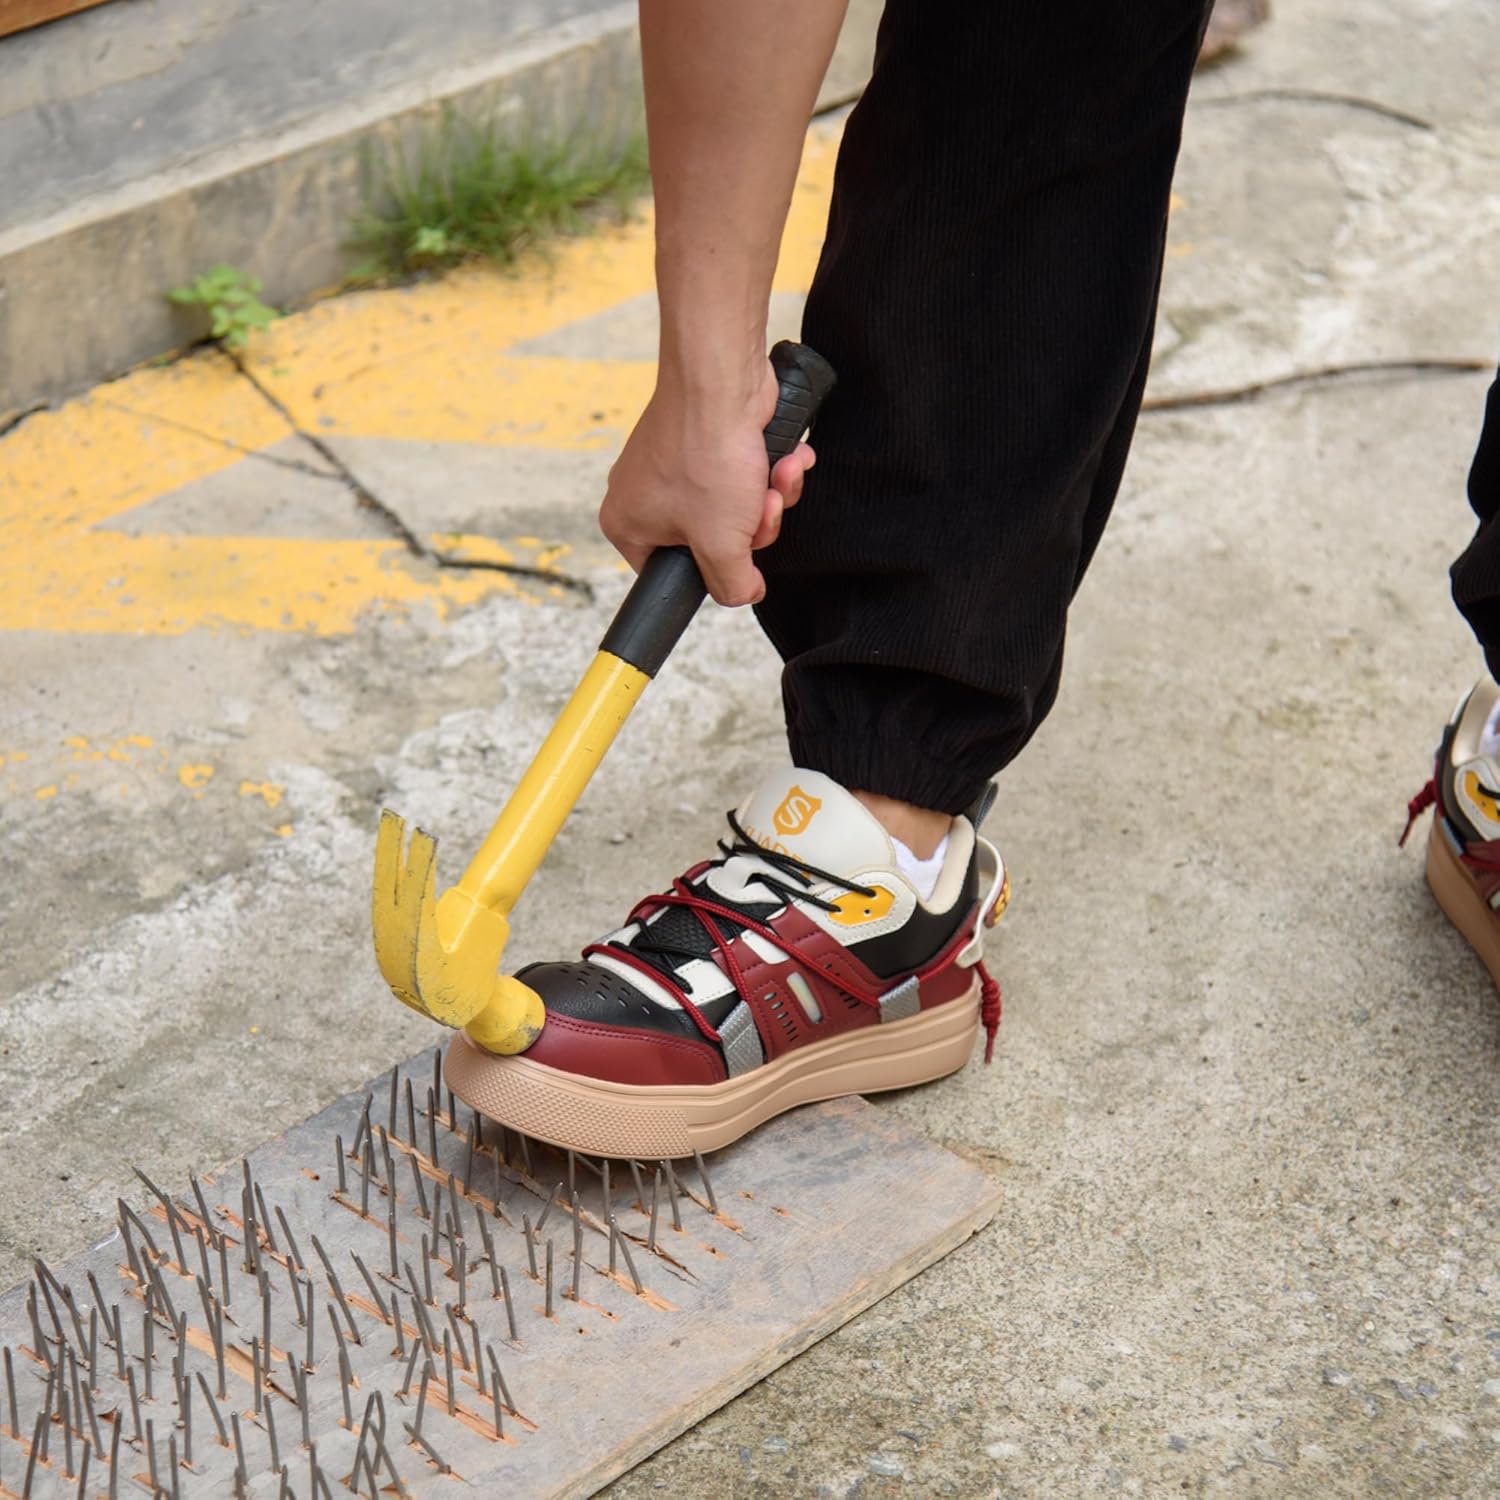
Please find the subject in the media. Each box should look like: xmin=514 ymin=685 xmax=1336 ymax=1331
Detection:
xmin=0 ymin=1 xmax=116 ymax=40
xmin=0 ymin=1046 xmax=1001 ymax=1497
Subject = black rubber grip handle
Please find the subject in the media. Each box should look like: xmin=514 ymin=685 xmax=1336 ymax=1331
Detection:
xmin=598 ymin=340 xmax=837 ymax=677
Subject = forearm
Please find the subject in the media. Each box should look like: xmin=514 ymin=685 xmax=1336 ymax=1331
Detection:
xmin=639 ymin=0 xmax=847 ymax=402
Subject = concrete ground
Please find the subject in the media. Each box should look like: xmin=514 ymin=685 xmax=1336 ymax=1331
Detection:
xmin=4 ymin=0 xmax=1500 ymax=1493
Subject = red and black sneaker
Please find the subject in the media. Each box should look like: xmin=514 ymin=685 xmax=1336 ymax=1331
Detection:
xmin=446 ymin=768 xmax=1008 ymax=1159
xmin=1402 ymin=675 xmax=1500 ymax=987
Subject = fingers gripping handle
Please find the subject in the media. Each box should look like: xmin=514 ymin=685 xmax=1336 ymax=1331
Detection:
xmin=598 ymin=340 xmax=837 ymax=677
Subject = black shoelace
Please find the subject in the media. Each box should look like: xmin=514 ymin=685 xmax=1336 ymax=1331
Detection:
xmin=623 ymin=810 xmax=877 ymax=970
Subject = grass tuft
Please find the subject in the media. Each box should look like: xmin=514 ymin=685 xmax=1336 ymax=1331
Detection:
xmin=166 ymin=265 xmax=280 ymax=351
xmin=350 ymin=110 xmax=650 ymax=280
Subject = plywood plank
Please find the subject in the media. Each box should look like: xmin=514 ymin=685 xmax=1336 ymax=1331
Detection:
xmin=0 ymin=1046 xmax=1001 ymax=1497
xmin=0 ymin=0 xmax=115 ymax=41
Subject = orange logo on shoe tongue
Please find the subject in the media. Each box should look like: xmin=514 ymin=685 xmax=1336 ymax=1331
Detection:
xmin=773 ymin=786 xmax=821 ymax=837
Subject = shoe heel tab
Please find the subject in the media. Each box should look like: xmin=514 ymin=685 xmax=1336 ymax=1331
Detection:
xmin=958 ymin=836 xmax=1006 ymax=967
xmin=963 ymin=781 xmax=999 ymax=831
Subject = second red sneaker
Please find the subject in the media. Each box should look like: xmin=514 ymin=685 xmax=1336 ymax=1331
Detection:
xmin=446 ymin=768 xmax=1008 ymax=1159
xmin=1404 ymin=676 xmax=1500 ymax=988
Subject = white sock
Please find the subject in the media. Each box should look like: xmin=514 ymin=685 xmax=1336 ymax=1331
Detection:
xmin=893 ymin=832 xmax=950 ymax=903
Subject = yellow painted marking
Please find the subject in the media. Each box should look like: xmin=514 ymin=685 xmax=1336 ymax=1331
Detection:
xmin=253 ymin=352 xmax=657 ymax=449
xmin=275 ymin=823 xmax=293 ymax=838
xmin=0 ymin=733 xmax=257 ymax=806
xmin=0 ymin=129 xmax=841 ymax=638
xmin=434 ymin=533 xmax=514 ymax=566
xmin=776 ymin=140 xmax=841 ymax=289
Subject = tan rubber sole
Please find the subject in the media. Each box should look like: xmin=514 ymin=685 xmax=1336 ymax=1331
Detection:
xmin=445 ymin=974 xmax=982 ymax=1160
xmin=1426 ymin=818 xmax=1500 ymax=989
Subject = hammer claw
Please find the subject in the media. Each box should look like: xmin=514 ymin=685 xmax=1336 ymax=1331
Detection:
xmin=372 ymin=810 xmax=440 ymax=1019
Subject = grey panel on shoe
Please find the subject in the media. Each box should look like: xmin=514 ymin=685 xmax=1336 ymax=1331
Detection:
xmin=878 ymin=977 xmax=921 ymax=1024
xmin=718 ymin=1003 xmax=766 ymax=1077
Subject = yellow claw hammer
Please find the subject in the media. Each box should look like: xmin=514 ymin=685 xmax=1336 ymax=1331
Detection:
xmin=371 ymin=341 xmax=838 ymax=1055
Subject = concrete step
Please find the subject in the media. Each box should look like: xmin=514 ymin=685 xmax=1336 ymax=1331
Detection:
xmin=0 ymin=0 xmax=878 ymax=420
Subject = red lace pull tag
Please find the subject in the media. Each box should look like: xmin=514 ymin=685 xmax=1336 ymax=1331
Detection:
xmin=1399 ymin=779 xmax=1436 ymax=849
xmin=978 ymin=960 xmax=1002 ymax=1064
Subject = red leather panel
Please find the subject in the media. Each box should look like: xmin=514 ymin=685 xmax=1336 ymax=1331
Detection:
xmin=718 ymin=907 xmax=983 ymax=1063
xmin=919 ymin=953 xmax=979 ymax=1008
xmin=523 ymin=1012 xmax=727 ymax=1087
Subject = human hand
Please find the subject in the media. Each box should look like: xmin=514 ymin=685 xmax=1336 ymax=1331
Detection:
xmin=599 ymin=359 xmax=815 ymax=607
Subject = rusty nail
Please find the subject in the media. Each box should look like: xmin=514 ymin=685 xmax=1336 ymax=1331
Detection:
xmin=536 ymin=1181 xmax=563 ymax=1236
xmin=692 ymin=1148 xmax=719 ymax=1214
xmin=664 ymin=1159 xmax=682 ymax=1230
xmin=275 ymin=1205 xmax=305 ymax=1273
xmin=404 ymin=1420 xmax=451 ymax=1475
xmin=570 ymin=1193 xmax=583 ymax=1301
xmin=398 ymin=1336 xmax=422 ymax=1398
xmin=615 ymin=1219 xmax=644 ymax=1295
xmin=266 ymin=1391 xmax=281 ymax=1473
xmin=500 ymin=1266 xmax=519 ymax=1342
xmin=414 ymin=1361 xmax=431 ymax=1433
xmin=523 ymin=1214 xmax=539 ymax=1279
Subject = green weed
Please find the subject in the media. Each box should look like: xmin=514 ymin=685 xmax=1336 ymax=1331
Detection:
xmin=166 ymin=265 xmax=280 ymax=351
xmin=350 ymin=111 xmax=650 ymax=279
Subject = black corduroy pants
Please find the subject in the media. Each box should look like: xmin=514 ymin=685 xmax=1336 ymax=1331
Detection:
xmin=1450 ymin=372 xmax=1500 ymax=674
xmin=756 ymin=0 xmax=1214 ymax=815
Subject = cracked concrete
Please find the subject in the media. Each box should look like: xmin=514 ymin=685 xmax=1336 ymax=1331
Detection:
xmin=225 ymin=353 xmax=600 ymax=596
xmin=4 ymin=0 xmax=1500 ymax=1494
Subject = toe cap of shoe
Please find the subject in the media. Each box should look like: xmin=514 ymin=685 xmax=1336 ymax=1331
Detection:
xmin=519 ymin=958 xmax=706 ymax=1037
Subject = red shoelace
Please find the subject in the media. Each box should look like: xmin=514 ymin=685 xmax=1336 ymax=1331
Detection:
xmin=1399 ymin=779 xmax=1436 ymax=848
xmin=585 ymin=875 xmax=1002 ymax=1063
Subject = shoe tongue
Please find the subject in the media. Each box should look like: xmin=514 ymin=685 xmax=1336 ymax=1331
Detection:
xmin=733 ymin=768 xmax=895 ymax=879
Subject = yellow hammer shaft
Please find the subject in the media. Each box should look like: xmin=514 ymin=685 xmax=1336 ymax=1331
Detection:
xmin=375 ymin=346 xmax=836 ymax=1056
xmin=380 ymin=648 xmax=649 ymax=1056
xmin=459 ymin=649 xmax=648 ymax=916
